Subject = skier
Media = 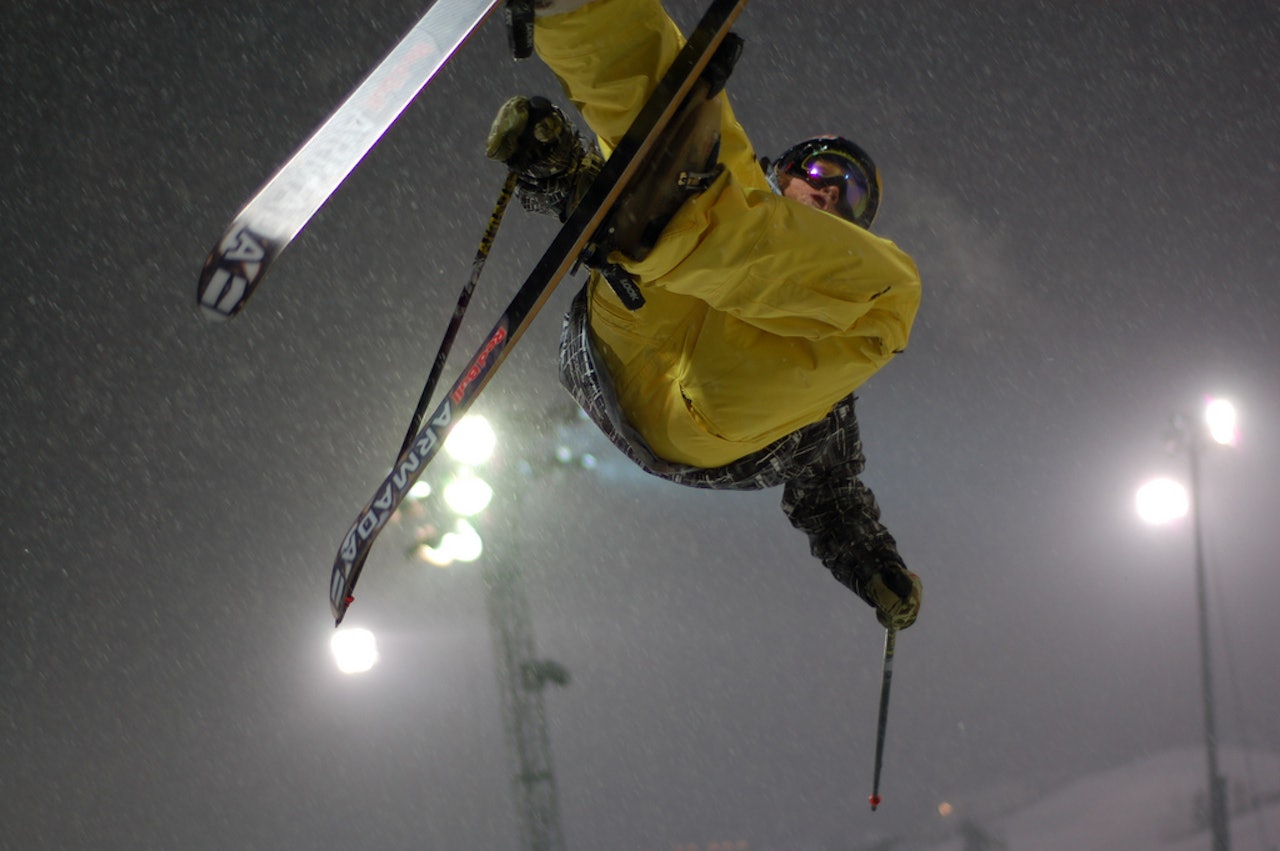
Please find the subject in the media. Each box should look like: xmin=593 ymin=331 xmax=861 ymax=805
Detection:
xmin=488 ymin=0 xmax=924 ymax=630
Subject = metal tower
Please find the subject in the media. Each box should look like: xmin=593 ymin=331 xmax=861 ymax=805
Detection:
xmin=484 ymin=545 xmax=568 ymax=851
xmin=481 ymin=464 xmax=571 ymax=851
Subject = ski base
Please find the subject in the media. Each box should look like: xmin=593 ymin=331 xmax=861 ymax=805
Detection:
xmin=329 ymin=0 xmax=749 ymax=624
xmin=197 ymin=0 xmax=505 ymax=320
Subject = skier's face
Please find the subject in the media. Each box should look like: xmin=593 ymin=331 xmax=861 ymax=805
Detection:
xmin=780 ymin=170 xmax=845 ymax=216
xmin=779 ymin=156 xmax=867 ymax=221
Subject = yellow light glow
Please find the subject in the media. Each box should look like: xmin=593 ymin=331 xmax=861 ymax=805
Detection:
xmin=412 ymin=542 xmax=454 ymax=567
xmin=411 ymin=519 xmax=482 ymax=567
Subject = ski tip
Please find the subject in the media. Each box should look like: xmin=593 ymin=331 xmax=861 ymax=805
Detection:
xmin=332 ymin=595 xmax=355 ymax=627
xmin=197 ymin=225 xmax=272 ymax=321
xmin=199 ymin=303 xmax=235 ymax=322
xmin=869 ymin=793 xmax=882 ymax=811
xmin=196 ymin=260 xmax=252 ymax=321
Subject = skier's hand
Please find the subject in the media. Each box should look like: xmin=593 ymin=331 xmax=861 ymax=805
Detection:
xmin=485 ymin=95 xmax=601 ymax=221
xmin=486 ymin=95 xmax=571 ymax=176
xmin=866 ymin=565 xmax=922 ymax=630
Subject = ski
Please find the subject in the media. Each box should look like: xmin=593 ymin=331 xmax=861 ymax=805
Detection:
xmin=329 ymin=0 xmax=749 ymax=624
xmin=197 ymin=0 xmax=505 ymax=321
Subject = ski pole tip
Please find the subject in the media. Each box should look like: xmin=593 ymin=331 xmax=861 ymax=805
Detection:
xmin=869 ymin=793 xmax=882 ymax=811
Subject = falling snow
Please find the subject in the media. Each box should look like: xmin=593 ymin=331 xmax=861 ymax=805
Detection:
xmin=3 ymin=0 xmax=1278 ymax=848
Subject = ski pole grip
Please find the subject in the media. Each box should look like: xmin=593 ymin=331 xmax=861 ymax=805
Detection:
xmin=505 ymin=0 xmax=535 ymax=59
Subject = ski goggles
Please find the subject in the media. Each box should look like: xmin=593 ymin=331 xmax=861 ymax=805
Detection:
xmin=788 ymin=155 xmax=871 ymax=223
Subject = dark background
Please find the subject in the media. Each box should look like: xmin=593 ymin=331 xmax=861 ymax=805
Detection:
xmin=3 ymin=0 xmax=1277 ymax=847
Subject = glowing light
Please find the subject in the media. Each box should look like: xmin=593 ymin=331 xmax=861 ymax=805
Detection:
xmin=1136 ymin=477 xmax=1189 ymax=525
xmin=444 ymin=471 xmax=493 ymax=517
xmin=938 ymin=801 xmax=954 ymax=817
xmin=1204 ymin=397 xmax=1239 ymax=446
xmin=406 ymin=481 xmax=432 ymax=501
xmin=411 ymin=519 xmax=483 ymax=567
xmin=412 ymin=542 xmax=454 ymax=568
xmin=441 ymin=519 xmax=483 ymax=563
xmin=331 ymin=627 xmax=379 ymax=674
xmin=444 ymin=415 xmax=496 ymax=466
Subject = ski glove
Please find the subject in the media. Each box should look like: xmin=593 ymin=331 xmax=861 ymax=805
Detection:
xmin=865 ymin=565 xmax=923 ymax=631
xmin=486 ymin=95 xmax=601 ymax=221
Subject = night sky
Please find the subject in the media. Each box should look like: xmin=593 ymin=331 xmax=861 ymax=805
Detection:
xmin=3 ymin=0 xmax=1278 ymax=848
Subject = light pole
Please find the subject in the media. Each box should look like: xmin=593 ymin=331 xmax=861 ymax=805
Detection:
xmin=403 ymin=413 xmax=572 ymax=851
xmin=342 ymin=411 xmax=587 ymax=849
xmin=1136 ymin=397 xmax=1238 ymax=851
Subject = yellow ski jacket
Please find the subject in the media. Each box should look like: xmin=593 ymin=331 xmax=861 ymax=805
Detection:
xmin=538 ymin=0 xmax=921 ymax=469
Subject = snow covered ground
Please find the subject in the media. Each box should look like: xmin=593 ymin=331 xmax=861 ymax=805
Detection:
xmin=919 ymin=747 xmax=1280 ymax=850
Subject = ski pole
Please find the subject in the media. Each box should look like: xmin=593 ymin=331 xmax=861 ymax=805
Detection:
xmin=869 ymin=625 xmax=896 ymax=811
xmin=399 ymin=171 xmax=519 ymax=457
xmin=332 ymin=174 xmax=518 ymax=626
